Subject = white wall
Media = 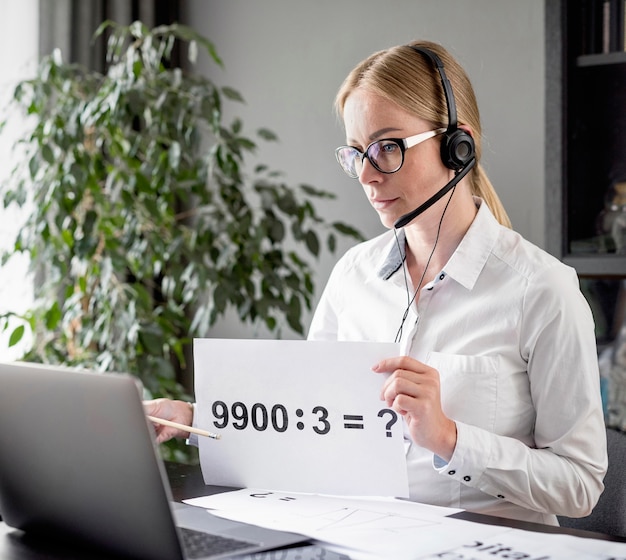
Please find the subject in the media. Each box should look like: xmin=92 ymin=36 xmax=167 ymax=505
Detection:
xmin=0 ymin=0 xmax=38 ymax=360
xmin=186 ymin=0 xmax=546 ymax=338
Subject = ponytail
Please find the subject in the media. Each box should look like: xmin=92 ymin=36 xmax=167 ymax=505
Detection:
xmin=472 ymin=163 xmax=512 ymax=228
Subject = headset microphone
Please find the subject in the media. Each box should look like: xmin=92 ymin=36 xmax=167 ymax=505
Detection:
xmin=393 ymin=157 xmax=475 ymax=229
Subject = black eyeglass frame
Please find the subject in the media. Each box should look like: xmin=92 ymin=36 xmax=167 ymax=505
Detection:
xmin=335 ymin=127 xmax=446 ymax=179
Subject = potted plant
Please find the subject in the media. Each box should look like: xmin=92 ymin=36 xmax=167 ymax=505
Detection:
xmin=0 ymin=21 xmax=362 ymax=461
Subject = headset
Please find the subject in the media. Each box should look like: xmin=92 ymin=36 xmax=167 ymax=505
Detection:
xmin=409 ymin=45 xmax=475 ymax=171
xmin=393 ymin=45 xmax=476 ymax=229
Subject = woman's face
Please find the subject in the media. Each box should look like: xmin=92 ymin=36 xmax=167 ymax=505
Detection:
xmin=342 ymin=88 xmax=450 ymax=229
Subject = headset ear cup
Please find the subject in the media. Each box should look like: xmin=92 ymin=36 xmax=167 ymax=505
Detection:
xmin=441 ymin=129 xmax=475 ymax=171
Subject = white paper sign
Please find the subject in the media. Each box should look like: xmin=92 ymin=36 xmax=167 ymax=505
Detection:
xmin=193 ymin=338 xmax=408 ymax=497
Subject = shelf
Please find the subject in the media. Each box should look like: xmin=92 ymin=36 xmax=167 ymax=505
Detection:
xmin=577 ymin=51 xmax=626 ymax=66
xmin=563 ymin=255 xmax=626 ymax=277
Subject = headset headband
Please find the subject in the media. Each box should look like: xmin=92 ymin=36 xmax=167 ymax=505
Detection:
xmin=407 ymin=45 xmax=458 ymax=132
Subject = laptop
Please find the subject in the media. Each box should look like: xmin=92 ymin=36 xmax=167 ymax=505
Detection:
xmin=0 ymin=361 xmax=309 ymax=560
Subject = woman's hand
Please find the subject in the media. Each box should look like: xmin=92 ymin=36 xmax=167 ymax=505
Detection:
xmin=143 ymin=398 xmax=194 ymax=444
xmin=373 ymin=356 xmax=457 ymax=461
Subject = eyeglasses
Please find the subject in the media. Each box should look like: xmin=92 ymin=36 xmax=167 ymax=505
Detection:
xmin=335 ymin=128 xmax=446 ymax=179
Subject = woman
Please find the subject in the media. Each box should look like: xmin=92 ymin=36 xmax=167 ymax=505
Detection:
xmin=146 ymin=40 xmax=607 ymax=525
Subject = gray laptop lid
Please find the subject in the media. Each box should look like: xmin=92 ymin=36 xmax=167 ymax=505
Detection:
xmin=0 ymin=362 xmax=305 ymax=559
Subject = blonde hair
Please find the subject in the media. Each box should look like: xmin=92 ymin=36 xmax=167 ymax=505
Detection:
xmin=335 ymin=40 xmax=512 ymax=228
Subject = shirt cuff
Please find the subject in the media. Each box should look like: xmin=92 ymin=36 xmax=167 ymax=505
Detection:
xmin=185 ymin=402 xmax=199 ymax=447
xmin=433 ymin=421 xmax=488 ymax=488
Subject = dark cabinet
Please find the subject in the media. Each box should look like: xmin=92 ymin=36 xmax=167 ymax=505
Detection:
xmin=546 ymin=0 xmax=626 ymax=276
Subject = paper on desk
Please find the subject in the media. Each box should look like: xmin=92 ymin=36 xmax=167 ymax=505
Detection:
xmin=193 ymin=339 xmax=408 ymax=497
xmin=186 ymin=489 xmax=626 ymax=560
xmin=417 ymin=527 xmax=626 ymax=560
xmin=185 ymin=489 xmax=500 ymax=559
xmin=186 ymin=487 xmax=462 ymax=518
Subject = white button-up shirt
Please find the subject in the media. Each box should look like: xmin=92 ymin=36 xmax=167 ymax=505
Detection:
xmin=308 ymin=198 xmax=607 ymax=525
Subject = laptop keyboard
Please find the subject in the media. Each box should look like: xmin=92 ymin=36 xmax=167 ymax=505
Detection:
xmin=179 ymin=527 xmax=258 ymax=559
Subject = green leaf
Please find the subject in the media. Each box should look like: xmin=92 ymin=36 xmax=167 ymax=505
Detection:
xmin=300 ymin=184 xmax=336 ymax=199
xmin=327 ymin=233 xmax=336 ymax=253
xmin=222 ymin=86 xmax=244 ymax=103
xmin=257 ymin=128 xmax=278 ymax=142
xmin=133 ymin=59 xmax=143 ymax=78
xmin=332 ymin=221 xmax=365 ymax=240
xmin=267 ymin=216 xmax=285 ymax=243
xmin=61 ymin=229 xmax=74 ymax=248
xmin=41 ymin=144 xmax=54 ymax=163
xmin=277 ymin=191 xmax=297 ymax=214
xmin=305 ymin=230 xmax=320 ymax=256
xmin=139 ymin=327 xmax=164 ymax=356
xmin=44 ymin=302 xmax=62 ymax=330
xmin=286 ymin=295 xmax=303 ymax=334
xmin=8 ymin=325 xmax=25 ymax=347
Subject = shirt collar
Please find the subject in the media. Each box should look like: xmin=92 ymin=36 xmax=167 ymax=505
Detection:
xmin=444 ymin=198 xmax=499 ymax=290
xmin=376 ymin=198 xmax=499 ymax=290
xmin=377 ymin=229 xmax=406 ymax=280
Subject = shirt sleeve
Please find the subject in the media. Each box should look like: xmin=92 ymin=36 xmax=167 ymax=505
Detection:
xmin=439 ymin=263 xmax=607 ymax=518
xmin=307 ymin=259 xmax=343 ymax=341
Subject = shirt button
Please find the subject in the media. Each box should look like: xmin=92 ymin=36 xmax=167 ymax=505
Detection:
xmin=463 ymin=475 xmax=471 ymax=482
xmin=427 ymin=286 xmax=434 ymax=291
xmin=439 ymin=273 xmax=445 ymax=280
xmin=497 ymin=495 xmax=505 ymax=499
xmin=448 ymin=470 xmax=456 ymax=475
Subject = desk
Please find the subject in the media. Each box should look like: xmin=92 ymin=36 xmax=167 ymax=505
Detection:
xmin=1 ymin=462 xmax=624 ymax=559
